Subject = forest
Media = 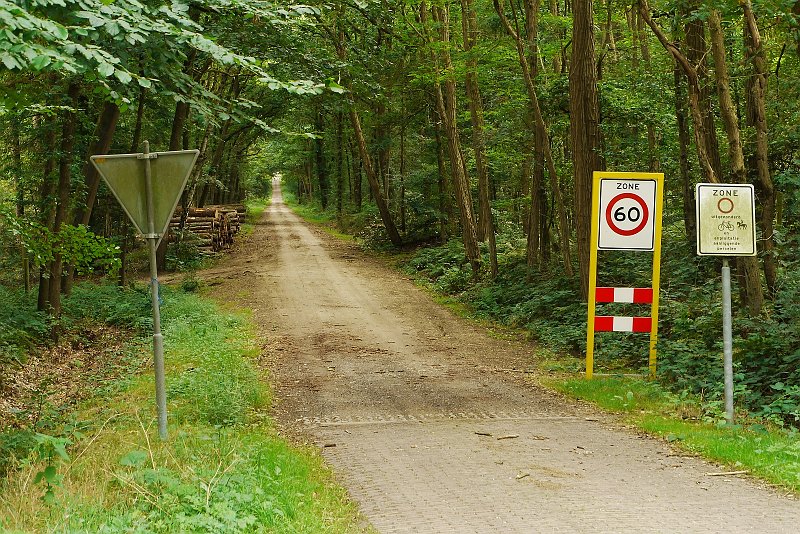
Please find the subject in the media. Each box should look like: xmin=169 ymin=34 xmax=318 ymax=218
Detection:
xmin=2 ymin=0 xmax=800 ymax=455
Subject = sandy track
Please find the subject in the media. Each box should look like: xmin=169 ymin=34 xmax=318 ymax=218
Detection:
xmin=204 ymin=181 xmax=798 ymax=533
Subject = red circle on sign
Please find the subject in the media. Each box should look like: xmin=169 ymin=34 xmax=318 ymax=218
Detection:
xmin=606 ymin=193 xmax=649 ymax=236
xmin=717 ymin=197 xmax=734 ymax=214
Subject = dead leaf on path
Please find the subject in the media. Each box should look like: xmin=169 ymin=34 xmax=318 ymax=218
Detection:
xmin=705 ymin=470 xmax=749 ymax=477
xmin=497 ymin=434 xmax=519 ymax=440
xmin=515 ymin=473 xmax=530 ymax=480
xmin=475 ymin=431 xmax=492 ymax=437
xmin=531 ymin=435 xmax=548 ymax=440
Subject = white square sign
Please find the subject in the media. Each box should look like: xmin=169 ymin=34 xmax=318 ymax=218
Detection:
xmin=597 ymin=178 xmax=658 ymax=251
xmin=695 ymin=184 xmax=756 ymax=256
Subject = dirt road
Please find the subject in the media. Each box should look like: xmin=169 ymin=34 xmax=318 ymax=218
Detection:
xmin=205 ymin=181 xmax=798 ymax=532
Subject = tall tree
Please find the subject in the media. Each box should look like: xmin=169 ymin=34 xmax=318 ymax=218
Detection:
xmin=570 ymin=0 xmax=603 ymax=296
xmin=493 ymin=0 xmax=572 ymax=276
xmin=46 ymin=82 xmax=80 ymax=318
xmin=428 ymin=2 xmax=481 ymax=273
xmin=743 ymin=1 xmax=777 ymax=296
xmin=460 ymin=0 xmax=498 ymax=277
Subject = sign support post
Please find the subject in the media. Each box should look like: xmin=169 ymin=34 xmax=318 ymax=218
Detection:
xmin=695 ymin=183 xmax=757 ymax=425
xmin=90 ymin=143 xmax=198 ymax=441
xmin=721 ymin=259 xmax=734 ymax=424
xmin=140 ymin=141 xmax=168 ymax=440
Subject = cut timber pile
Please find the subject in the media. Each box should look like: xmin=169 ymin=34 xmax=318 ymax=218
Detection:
xmin=169 ymin=204 xmax=247 ymax=254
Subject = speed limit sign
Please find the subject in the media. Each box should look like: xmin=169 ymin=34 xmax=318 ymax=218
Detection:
xmin=597 ymin=177 xmax=659 ymax=250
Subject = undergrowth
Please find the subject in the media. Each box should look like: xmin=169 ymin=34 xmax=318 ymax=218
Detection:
xmin=403 ymin=230 xmax=800 ymax=428
xmin=0 ymin=283 xmax=361 ymax=533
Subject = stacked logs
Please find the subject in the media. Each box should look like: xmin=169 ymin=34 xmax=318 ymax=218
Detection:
xmin=168 ymin=204 xmax=246 ymax=254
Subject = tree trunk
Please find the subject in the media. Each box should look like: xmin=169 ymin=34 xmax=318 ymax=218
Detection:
xmin=315 ymin=108 xmax=329 ymax=209
xmin=350 ymin=138 xmax=362 ymax=210
xmin=742 ymin=2 xmax=777 ymax=296
xmin=189 ymin=122 xmax=214 ymax=210
xmin=37 ymin=118 xmax=57 ymax=312
xmin=11 ymin=122 xmax=29 ymax=292
xmin=684 ymin=5 xmax=723 ymax=180
xmin=709 ymin=11 xmax=746 ymax=184
xmin=399 ymin=100 xmax=407 ymax=234
xmin=707 ymin=9 xmax=764 ymax=315
xmin=130 ymin=87 xmax=146 ymax=152
xmin=349 ymin=108 xmax=403 ymax=247
xmin=74 ymin=101 xmax=120 ymax=227
xmin=709 ymin=9 xmax=767 ymax=314
xmin=47 ymin=83 xmax=80 ymax=318
xmin=674 ymin=58 xmax=695 ymax=239
xmin=336 ymin=111 xmax=344 ymax=215
xmin=570 ymin=0 xmax=603 ymax=297
xmin=432 ymin=102 xmax=451 ymax=242
xmin=640 ymin=0 xmax=720 ymax=184
xmin=430 ymin=3 xmax=480 ymax=273
xmin=494 ymin=0 xmax=572 ymax=276
xmin=62 ymin=100 xmax=120 ymax=295
xmin=461 ymin=0 xmax=498 ymax=277
xmin=170 ymin=101 xmax=190 ymax=153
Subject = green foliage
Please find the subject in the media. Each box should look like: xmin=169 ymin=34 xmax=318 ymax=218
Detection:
xmin=0 ymin=285 xmax=48 ymax=365
xmin=31 ymin=432 xmax=72 ymax=504
xmin=162 ymin=291 xmax=264 ymax=426
xmin=103 ymin=434 xmax=333 ymax=533
xmin=405 ymin=232 xmax=800 ymax=426
xmin=1 ymin=206 xmax=120 ymax=276
xmin=637 ymin=416 xmax=800 ymax=491
xmin=55 ymin=224 xmax=121 ymax=276
xmin=166 ymin=231 xmax=207 ymax=272
xmin=0 ymin=283 xmax=361 ymax=532
xmin=61 ymin=282 xmax=152 ymax=332
xmin=653 ymin=238 xmax=800 ymax=426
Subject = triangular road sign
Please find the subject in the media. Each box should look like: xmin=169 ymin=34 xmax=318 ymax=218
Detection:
xmin=90 ymin=150 xmax=199 ymax=245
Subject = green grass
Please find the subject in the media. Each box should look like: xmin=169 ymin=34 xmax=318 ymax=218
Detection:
xmin=242 ymin=198 xmax=270 ymax=237
xmin=0 ymin=285 xmax=363 ymax=533
xmin=281 ymin=190 xmax=355 ymax=242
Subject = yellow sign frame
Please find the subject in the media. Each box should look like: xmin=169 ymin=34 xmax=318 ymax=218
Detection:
xmin=586 ymin=171 xmax=665 ymax=379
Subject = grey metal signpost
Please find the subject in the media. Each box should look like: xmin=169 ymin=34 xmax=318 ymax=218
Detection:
xmin=91 ymin=143 xmax=198 ymax=440
xmin=696 ymin=183 xmax=757 ymax=424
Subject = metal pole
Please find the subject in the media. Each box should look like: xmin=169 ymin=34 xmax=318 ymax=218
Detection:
xmin=721 ymin=258 xmax=734 ymax=424
xmin=142 ymin=140 xmax=168 ymax=440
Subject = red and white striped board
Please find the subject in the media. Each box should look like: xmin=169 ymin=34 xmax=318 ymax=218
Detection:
xmin=593 ymin=287 xmax=653 ymax=333
xmin=594 ymin=316 xmax=652 ymax=333
xmin=595 ymin=287 xmax=653 ymax=304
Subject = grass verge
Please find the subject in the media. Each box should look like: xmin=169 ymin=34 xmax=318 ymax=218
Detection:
xmin=242 ymin=197 xmax=270 ymax=236
xmin=281 ymin=190 xmax=355 ymax=242
xmin=0 ymin=285 xmax=363 ymax=533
